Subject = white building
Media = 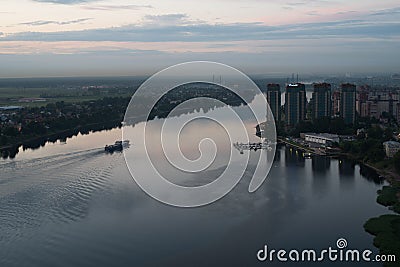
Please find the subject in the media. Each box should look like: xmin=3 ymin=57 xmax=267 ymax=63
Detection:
xmin=303 ymin=133 xmax=340 ymax=145
xmin=383 ymin=141 xmax=400 ymax=158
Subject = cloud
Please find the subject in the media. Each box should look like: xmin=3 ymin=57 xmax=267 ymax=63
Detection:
xmin=19 ymin=18 xmax=92 ymax=26
xmin=335 ymin=10 xmax=356 ymax=15
xmin=144 ymin=14 xmax=190 ymax=24
xmin=370 ymin=7 xmax=400 ymax=16
xmin=306 ymin=11 xmax=318 ymax=16
xmin=142 ymin=14 xmax=206 ymax=27
xmin=31 ymin=0 xmax=96 ymax=4
xmin=3 ymin=15 xmax=399 ymax=43
xmin=284 ymin=0 xmax=337 ymax=7
xmin=82 ymin=4 xmax=153 ymax=11
xmin=1 ymin=42 xmax=398 ymax=78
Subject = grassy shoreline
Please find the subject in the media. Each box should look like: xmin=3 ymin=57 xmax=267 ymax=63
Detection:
xmin=343 ymin=152 xmax=400 ymax=181
xmin=362 ymin=175 xmax=400 ymax=266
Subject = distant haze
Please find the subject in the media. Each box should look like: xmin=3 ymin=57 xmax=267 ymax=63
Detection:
xmin=0 ymin=0 xmax=399 ymax=77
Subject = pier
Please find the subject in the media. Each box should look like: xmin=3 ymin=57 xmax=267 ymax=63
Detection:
xmin=233 ymin=140 xmax=274 ymax=154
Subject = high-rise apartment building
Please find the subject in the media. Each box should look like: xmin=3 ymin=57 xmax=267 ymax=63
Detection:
xmin=312 ymin=83 xmax=331 ymax=120
xmin=266 ymin=83 xmax=281 ymax=122
xmin=340 ymin=83 xmax=356 ymax=124
xmin=285 ymin=83 xmax=306 ymax=127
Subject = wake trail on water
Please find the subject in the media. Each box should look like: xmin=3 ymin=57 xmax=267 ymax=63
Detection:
xmin=0 ymin=147 xmax=104 ymax=169
xmin=0 ymin=147 xmax=126 ymax=247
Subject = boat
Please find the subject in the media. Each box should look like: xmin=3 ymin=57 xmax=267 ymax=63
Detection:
xmin=105 ymin=140 xmax=130 ymax=153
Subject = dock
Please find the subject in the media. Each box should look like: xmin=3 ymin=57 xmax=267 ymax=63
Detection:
xmin=277 ymin=137 xmax=338 ymax=156
xmin=233 ymin=141 xmax=274 ymax=154
xmin=278 ymin=137 xmax=315 ymax=153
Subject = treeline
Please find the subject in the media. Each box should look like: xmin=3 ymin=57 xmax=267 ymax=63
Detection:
xmin=281 ymin=117 xmax=355 ymax=137
xmin=149 ymin=83 xmax=248 ymax=120
xmin=341 ymin=125 xmax=399 ymax=172
xmin=0 ymin=97 xmax=130 ymax=148
xmin=1 ymin=121 xmax=121 ymax=159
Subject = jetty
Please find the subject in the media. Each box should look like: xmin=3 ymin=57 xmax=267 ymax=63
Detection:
xmin=233 ymin=140 xmax=274 ymax=154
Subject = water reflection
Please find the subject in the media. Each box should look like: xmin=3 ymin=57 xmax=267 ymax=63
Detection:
xmin=339 ymin=160 xmax=355 ymax=176
xmin=312 ymin=156 xmax=331 ymax=173
xmin=0 ymin=91 xmax=389 ymax=267
xmin=273 ymin=145 xmax=281 ymax=162
xmin=0 ymin=129 xmax=388 ymax=267
xmin=311 ymin=156 xmax=330 ymax=197
xmin=284 ymin=146 xmax=305 ymax=167
xmin=338 ymin=160 xmax=355 ymax=189
xmin=1 ymin=121 xmax=121 ymax=159
xmin=359 ymin=164 xmax=385 ymax=185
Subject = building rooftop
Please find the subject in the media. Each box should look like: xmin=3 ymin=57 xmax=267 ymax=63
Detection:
xmin=287 ymin=83 xmax=303 ymax=87
xmin=304 ymin=132 xmax=339 ymax=139
xmin=383 ymin=141 xmax=400 ymax=148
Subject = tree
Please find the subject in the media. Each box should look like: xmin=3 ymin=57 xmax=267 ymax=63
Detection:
xmin=3 ymin=126 xmax=18 ymax=137
xmin=364 ymin=144 xmax=385 ymax=162
xmin=383 ymin=127 xmax=394 ymax=141
xmin=0 ymin=135 xmax=8 ymax=146
xmin=393 ymin=151 xmax=400 ymax=175
xmin=330 ymin=117 xmax=347 ymax=134
xmin=313 ymin=117 xmax=331 ymax=132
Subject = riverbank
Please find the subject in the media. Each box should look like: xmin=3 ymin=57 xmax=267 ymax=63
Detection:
xmin=363 ymin=162 xmax=400 ymax=182
xmin=278 ymin=136 xmax=399 ymax=181
xmin=280 ymin=136 xmax=400 ymax=264
xmin=340 ymin=152 xmax=400 ymax=182
xmin=0 ymin=119 xmax=122 ymax=158
xmin=364 ymin=184 xmax=400 ymax=267
xmin=277 ymin=137 xmax=316 ymax=154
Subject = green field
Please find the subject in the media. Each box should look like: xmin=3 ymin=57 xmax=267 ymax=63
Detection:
xmin=0 ymin=87 xmax=132 ymax=107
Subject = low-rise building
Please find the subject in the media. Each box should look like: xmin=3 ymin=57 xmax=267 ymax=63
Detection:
xmin=357 ymin=128 xmax=366 ymax=136
xmin=383 ymin=141 xmax=400 ymax=158
xmin=303 ymin=133 xmax=340 ymax=145
xmin=1 ymin=114 xmax=8 ymax=121
xmin=0 ymin=106 xmax=23 ymax=111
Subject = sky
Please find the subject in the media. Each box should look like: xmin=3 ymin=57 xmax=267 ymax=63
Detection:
xmin=0 ymin=0 xmax=399 ymax=78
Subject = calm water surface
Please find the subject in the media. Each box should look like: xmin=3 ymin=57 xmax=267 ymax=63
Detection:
xmin=0 ymin=101 xmax=389 ymax=267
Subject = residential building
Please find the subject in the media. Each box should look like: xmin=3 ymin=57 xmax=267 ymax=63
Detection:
xmin=383 ymin=141 xmax=400 ymax=158
xmin=266 ymin=83 xmax=281 ymax=122
xmin=285 ymin=83 xmax=306 ymax=127
xmin=340 ymin=83 xmax=356 ymax=124
xmin=332 ymin=91 xmax=340 ymax=116
xmin=312 ymin=83 xmax=331 ymax=120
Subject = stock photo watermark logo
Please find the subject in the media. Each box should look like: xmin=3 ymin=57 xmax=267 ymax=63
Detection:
xmin=122 ymin=61 xmax=276 ymax=207
xmin=257 ymin=238 xmax=396 ymax=263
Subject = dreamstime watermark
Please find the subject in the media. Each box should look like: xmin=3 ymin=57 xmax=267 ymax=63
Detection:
xmin=257 ymin=238 xmax=396 ymax=263
xmin=122 ymin=61 xmax=276 ymax=207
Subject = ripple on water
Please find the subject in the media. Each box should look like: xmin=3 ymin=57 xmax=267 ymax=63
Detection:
xmin=0 ymin=149 xmax=123 ymax=251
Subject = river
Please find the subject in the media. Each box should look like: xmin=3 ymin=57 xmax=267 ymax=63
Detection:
xmin=0 ymin=96 xmax=389 ymax=267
